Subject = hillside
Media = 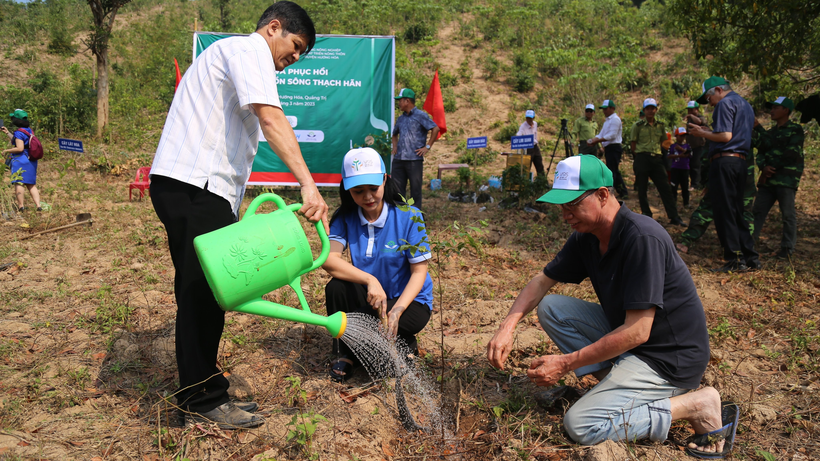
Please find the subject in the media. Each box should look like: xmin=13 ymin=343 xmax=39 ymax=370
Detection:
xmin=0 ymin=1 xmax=819 ymax=460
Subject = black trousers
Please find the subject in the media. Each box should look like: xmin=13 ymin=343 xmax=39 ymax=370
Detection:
xmin=604 ymin=144 xmax=628 ymax=197
xmin=527 ymin=145 xmax=545 ymax=176
xmin=634 ymin=152 xmax=680 ymax=221
xmin=670 ymin=168 xmax=690 ymax=207
xmin=391 ymin=159 xmax=424 ymax=209
xmin=709 ymin=156 xmax=759 ymax=263
xmin=325 ymin=278 xmax=431 ymax=357
xmin=150 ymin=175 xmax=235 ymax=413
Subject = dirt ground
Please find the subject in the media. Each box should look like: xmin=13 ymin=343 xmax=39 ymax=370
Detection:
xmin=0 ymin=140 xmax=818 ymax=461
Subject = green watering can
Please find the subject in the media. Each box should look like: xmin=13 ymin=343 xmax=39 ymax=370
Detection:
xmin=193 ymin=193 xmax=346 ymax=338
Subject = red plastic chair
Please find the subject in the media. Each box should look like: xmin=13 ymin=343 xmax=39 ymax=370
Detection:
xmin=129 ymin=167 xmax=151 ymax=201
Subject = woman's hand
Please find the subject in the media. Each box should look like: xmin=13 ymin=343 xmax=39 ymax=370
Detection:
xmin=386 ymin=305 xmax=406 ymax=338
xmin=366 ymin=276 xmax=387 ymax=318
xmin=1 ymin=127 xmax=8 ymax=136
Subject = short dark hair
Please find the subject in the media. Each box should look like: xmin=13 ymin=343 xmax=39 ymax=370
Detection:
xmin=11 ymin=117 xmax=29 ymax=128
xmin=330 ymin=175 xmax=406 ymax=227
xmin=257 ymin=2 xmax=316 ymax=55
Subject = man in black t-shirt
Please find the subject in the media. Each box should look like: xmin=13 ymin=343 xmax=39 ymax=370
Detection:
xmin=688 ymin=76 xmax=760 ymax=273
xmin=487 ymin=155 xmax=737 ymax=458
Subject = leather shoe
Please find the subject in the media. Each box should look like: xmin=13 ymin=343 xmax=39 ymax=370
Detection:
xmin=235 ymin=401 xmax=258 ymax=413
xmin=670 ymin=217 xmax=686 ymax=227
xmin=710 ymin=260 xmax=748 ymax=273
xmin=186 ymin=402 xmax=264 ymax=429
xmin=746 ymin=259 xmax=762 ymax=271
xmin=774 ymin=249 xmax=793 ymax=261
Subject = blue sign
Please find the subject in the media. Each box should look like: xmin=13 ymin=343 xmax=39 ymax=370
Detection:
xmin=466 ymin=136 xmax=487 ymax=149
xmin=58 ymin=138 xmax=84 ymax=153
xmin=510 ymin=135 xmax=535 ymax=150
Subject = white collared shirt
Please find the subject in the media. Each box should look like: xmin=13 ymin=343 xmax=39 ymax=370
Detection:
xmin=516 ymin=121 xmax=538 ymax=142
xmin=151 ymin=32 xmax=282 ymax=215
xmin=597 ymin=113 xmax=623 ymax=147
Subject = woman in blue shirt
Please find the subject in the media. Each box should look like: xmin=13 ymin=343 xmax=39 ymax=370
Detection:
xmin=323 ymin=147 xmax=433 ymax=382
xmin=2 ymin=110 xmax=41 ymax=212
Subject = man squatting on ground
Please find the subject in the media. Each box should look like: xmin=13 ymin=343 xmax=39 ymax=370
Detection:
xmin=688 ymin=77 xmax=760 ymax=273
xmin=149 ymin=2 xmax=329 ymax=428
xmin=487 ymin=155 xmax=737 ymax=458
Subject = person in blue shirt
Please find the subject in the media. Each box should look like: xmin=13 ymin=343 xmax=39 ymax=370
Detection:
xmin=391 ymin=88 xmax=440 ymax=209
xmin=323 ymin=147 xmax=434 ymax=382
xmin=689 ymin=77 xmax=760 ymax=273
xmin=1 ymin=109 xmax=42 ymax=212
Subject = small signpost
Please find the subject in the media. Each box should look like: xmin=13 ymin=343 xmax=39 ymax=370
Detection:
xmin=466 ymin=136 xmax=487 ymax=149
xmin=509 ymin=135 xmax=535 ymax=189
xmin=510 ymin=135 xmax=534 ymax=150
xmin=58 ymin=138 xmax=84 ymax=153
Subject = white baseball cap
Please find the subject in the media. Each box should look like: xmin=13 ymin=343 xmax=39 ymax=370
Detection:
xmin=686 ymin=101 xmax=700 ymax=109
xmin=674 ymin=127 xmax=687 ymax=136
xmin=643 ymin=98 xmax=658 ymax=108
xmin=585 ymin=104 xmax=595 ymax=111
xmin=525 ymin=110 xmax=535 ymax=118
xmin=341 ymin=147 xmax=386 ymax=190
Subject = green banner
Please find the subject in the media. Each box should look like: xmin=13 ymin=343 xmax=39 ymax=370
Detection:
xmin=194 ymin=32 xmax=395 ymax=185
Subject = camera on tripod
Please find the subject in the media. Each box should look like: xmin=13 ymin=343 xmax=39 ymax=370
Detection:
xmin=560 ymin=118 xmax=568 ymax=129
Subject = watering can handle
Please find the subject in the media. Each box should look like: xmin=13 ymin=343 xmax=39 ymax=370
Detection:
xmin=287 ymin=202 xmax=331 ymax=276
xmin=243 ymin=193 xmax=330 ymax=275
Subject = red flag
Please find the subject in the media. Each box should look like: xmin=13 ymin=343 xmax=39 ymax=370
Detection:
xmin=423 ymin=70 xmax=447 ymax=139
xmin=174 ymin=58 xmax=182 ymax=92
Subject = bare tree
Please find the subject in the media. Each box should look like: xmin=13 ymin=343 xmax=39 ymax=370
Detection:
xmin=85 ymin=0 xmax=132 ymax=138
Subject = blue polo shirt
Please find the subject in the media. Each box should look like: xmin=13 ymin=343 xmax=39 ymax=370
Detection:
xmin=329 ymin=203 xmax=433 ymax=309
xmin=710 ymin=91 xmax=755 ymax=155
xmin=392 ymin=107 xmax=438 ymax=161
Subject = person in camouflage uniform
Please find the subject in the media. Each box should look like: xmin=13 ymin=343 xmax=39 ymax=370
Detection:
xmin=751 ymin=96 xmax=805 ymax=260
xmin=675 ymin=149 xmax=756 ymax=256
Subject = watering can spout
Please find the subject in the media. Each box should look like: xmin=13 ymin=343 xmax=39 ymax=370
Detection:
xmin=233 ymin=299 xmax=347 ymax=338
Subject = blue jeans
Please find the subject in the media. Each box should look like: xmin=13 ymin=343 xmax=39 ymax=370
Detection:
xmin=537 ymin=295 xmax=689 ymax=445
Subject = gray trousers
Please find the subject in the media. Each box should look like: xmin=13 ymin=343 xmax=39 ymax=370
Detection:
xmin=752 ymin=185 xmax=797 ymax=252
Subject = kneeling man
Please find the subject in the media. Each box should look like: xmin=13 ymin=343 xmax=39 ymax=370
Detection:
xmin=487 ymin=155 xmax=737 ymax=458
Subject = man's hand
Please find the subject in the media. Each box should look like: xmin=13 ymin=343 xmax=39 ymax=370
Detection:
xmin=526 ymin=355 xmax=571 ymax=387
xmin=687 ymin=123 xmax=706 ymax=137
xmin=414 ymin=146 xmax=429 ymax=157
xmin=763 ymin=165 xmax=776 ymax=178
xmin=391 ymin=144 xmax=397 ymax=155
xmin=299 ymin=184 xmax=329 ymax=233
xmin=487 ymin=326 xmax=515 ymax=369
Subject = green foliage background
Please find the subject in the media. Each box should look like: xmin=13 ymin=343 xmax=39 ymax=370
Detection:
xmin=0 ymin=0 xmax=813 ymax=154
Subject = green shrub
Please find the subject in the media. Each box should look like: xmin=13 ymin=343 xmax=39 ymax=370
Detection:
xmin=458 ymin=56 xmax=473 ymax=83
xmin=404 ymin=23 xmax=435 ymax=44
xmin=443 ymin=88 xmax=457 ymax=113
xmin=456 ymin=147 xmax=497 ymax=166
xmin=483 ymin=55 xmax=501 ymax=80
xmin=493 ymin=124 xmax=519 ymax=143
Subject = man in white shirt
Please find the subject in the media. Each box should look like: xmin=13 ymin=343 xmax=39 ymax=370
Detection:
xmin=150 ymin=2 xmax=328 ymax=429
xmin=587 ymin=100 xmax=627 ymax=198
xmin=516 ymin=110 xmax=544 ymax=176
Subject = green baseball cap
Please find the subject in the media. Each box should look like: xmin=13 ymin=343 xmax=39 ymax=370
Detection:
xmin=536 ymin=155 xmax=613 ymax=204
xmin=599 ymin=99 xmax=615 ymax=109
xmin=8 ymin=109 xmax=28 ymax=119
xmin=395 ymin=88 xmax=416 ymax=99
xmin=767 ymin=96 xmax=795 ymax=111
xmin=686 ymin=101 xmax=700 ymax=109
xmin=696 ymin=76 xmax=729 ymax=104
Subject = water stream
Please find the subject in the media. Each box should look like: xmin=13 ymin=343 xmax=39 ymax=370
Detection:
xmin=339 ymin=312 xmax=449 ymax=435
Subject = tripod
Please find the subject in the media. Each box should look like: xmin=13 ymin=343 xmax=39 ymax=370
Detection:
xmin=545 ymin=118 xmax=574 ymax=181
